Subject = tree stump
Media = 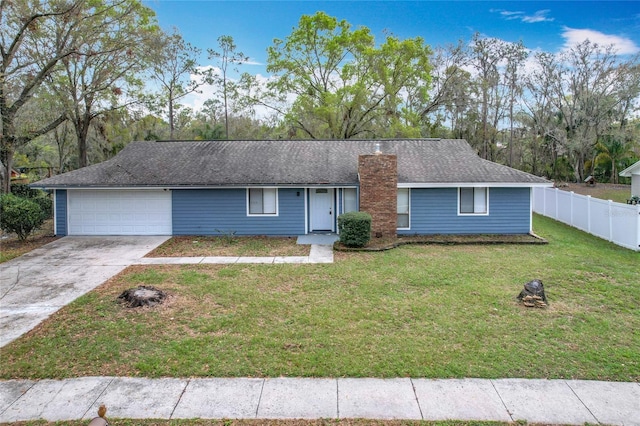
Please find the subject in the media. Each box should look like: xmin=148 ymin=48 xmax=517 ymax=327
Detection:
xmin=118 ymin=286 xmax=167 ymax=308
xmin=517 ymin=279 xmax=548 ymax=308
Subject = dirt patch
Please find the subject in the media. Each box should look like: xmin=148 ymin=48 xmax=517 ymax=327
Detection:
xmin=335 ymin=233 xmax=546 ymax=252
xmin=0 ymin=219 xmax=58 ymax=263
xmin=555 ymin=182 xmax=632 ymax=203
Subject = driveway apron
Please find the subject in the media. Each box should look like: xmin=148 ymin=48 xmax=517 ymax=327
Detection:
xmin=0 ymin=236 xmax=169 ymax=347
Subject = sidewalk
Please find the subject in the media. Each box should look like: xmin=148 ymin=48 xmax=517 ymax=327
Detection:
xmin=1 ymin=377 xmax=638 ymax=424
xmin=136 ymin=243 xmax=335 ymax=265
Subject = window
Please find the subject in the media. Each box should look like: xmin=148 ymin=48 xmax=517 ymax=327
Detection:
xmin=459 ymin=187 xmax=488 ymax=215
xmin=397 ymin=188 xmax=410 ymax=228
xmin=248 ymin=188 xmax=277 ymax=215
xmin=343 ymin=188 xmax=357 ymax=213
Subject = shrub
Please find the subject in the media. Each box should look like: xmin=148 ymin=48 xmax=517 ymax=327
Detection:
xmin=0 ymin=194 xmax=45 ymax=240
xmin=10 ymin=184 xmax=52 ymax=220
xmin=338 ymin=211 xmax=372 ymax=248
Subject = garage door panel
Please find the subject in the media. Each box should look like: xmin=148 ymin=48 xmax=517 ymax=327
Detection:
xmin=68 ymin=190 xmax=172 ymax=235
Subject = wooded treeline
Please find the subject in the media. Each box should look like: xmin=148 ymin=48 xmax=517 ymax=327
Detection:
xmin=2 ymin=2 xmax=639 ymax=193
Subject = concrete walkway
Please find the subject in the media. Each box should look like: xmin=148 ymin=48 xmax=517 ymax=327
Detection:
xmin=136 ymin=243 xmax=334 ymax=265
xmin=1 ymin=377 xmax=638 ymax=424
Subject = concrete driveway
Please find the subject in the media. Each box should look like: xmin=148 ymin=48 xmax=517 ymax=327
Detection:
xmin=0 ymin=236 xmax=169 ymax=347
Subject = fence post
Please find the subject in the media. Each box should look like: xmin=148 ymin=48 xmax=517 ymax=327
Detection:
xmin=637 ymin=204 xmax=640 ymax=251
xmin=555 ymin=188 xmax=559 ymax=219
xmin=587 ymin=195 xmax=592 ymax=233
xmin=608 ymin=200 xmax=613 ymax=242
xmin=570 ymin=191 xmax=574 ymax=226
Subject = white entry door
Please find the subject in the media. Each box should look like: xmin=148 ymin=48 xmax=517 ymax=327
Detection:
xmin=310 ymin=188 xmax=334 ymax=231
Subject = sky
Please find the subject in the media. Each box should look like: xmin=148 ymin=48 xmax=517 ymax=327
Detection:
xmin=141 ymin=1 xmax=640 ymax=110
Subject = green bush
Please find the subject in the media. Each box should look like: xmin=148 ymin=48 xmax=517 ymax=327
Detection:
xmin=10 ymin=184 xmax=52 ymax=219
xmin=10 ymin=183 xmax=41 ymax=198
xmin=338 ymin=211 xmax=372 ymax=248
xmin=0 ymin=194 xmax=45 ymax=240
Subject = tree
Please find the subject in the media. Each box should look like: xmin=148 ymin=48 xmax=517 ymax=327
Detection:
xmin=1 ymin=0 xmax=79 ymax=193
xmin=537 ymin=41 xmax=635 ymax=180
xmin=502 ymin=41 xmax=528 ymax=167
xmin=1 ymin=0 xmax=159 ymax=192
xmin=0 ymin=194 xmax=44 ymax=240
xmin=262 ymin=12 xmax=432 ymax=139
xmin=148 ymin=29 xmax=204 ymax=139
xmin=208 ymin=35 xmax=248 ymax=139
xmin=48 ymin=0 xmax=158 ymax=167
xmin=594 ymin=136 xmax=636 ymax=183
xmin=469 ymin=33 xmax=507 ymax=160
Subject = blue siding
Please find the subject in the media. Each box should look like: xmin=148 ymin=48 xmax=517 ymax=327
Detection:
xmin=172 ymin=188 xmax=306 ymax=236
xmin=55 ymin=189 xmax=67 ymax=236
xmin=399 ymin=187 xmax=531 ymax=235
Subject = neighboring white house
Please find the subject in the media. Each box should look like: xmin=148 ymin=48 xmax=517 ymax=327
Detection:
xmin=619 ymin=160 xmax=640 ymax=198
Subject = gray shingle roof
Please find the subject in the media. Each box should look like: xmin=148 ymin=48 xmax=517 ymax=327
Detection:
xmin=32 ymin=139 xmax=551 ymax=188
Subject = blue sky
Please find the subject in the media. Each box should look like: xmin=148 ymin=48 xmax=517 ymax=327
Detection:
xmin=144 ymin=0 xmax=640 ymax=69
xmin=142 ymin=1 xmax=640 ymax=111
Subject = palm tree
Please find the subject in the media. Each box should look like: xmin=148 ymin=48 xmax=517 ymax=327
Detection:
xmin=594 ymin=136 xmax=636 ymax=184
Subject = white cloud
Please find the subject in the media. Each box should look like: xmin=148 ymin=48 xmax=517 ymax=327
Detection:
xmin=561 ymin=27 xmax=640 ymax=54
xmin=492 ymin=9 xmax=554 ymax=23
xmin=522 ymin=10 xmax=554 ymax=23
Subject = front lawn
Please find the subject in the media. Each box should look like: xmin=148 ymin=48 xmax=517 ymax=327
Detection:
xmin=1 ymin=215 xmax=638 ymax=381
xmin=146 ymin=235 xmax=309 ymax=257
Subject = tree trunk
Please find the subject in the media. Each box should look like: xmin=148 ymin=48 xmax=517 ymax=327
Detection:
xmin=76 ymin=114 xmax=92 ymax=168
xmin=1 ymin=148 xmax=14 ymax=194
xmin=169 ymin=88 xmax=175 ymax=139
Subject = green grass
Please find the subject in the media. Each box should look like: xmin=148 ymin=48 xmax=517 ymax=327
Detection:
xmin=1 ymin=215 xmax=638 ymax=381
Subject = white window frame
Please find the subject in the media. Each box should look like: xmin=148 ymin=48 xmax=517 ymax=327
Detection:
xmin=247 ymin=187 xmax=279 ymax=216
xmin=458 ymin=187 xmax=489 ymax=216
xmin=342 ymin=187 xmax=358 ymax=214
xmin=397 ymin=188 xmax=410 ymax=229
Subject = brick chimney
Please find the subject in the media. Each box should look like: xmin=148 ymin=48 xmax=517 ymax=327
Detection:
xmin=358 ymin=149 xmax=398 ymax=238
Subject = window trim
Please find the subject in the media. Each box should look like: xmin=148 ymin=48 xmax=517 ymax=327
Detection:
xmin=397 ymin=187 xmax=411 ymax=230
xmin=458 ymin=187 xmax=489 ymax=216
xmin=246 ymin=187 xmax=279 ymax=216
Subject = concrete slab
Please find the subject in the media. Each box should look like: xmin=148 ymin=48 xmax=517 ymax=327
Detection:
xmin=136 ymin=257 xmax=205 ymax=264
xmin=567 ymin=380 xmax=640 ymax=426
xmin=493 ymin=379 xmax=598 ymax=424
xmin=0 ymin=377 xmax=111 ymax=422
xmin=86 ymin=377 xmax=187 ymax=419
xmin=201 ymin=256 xmax=241 ymax=264
xmin=308 ymin=245 xmax=334 ymax=263
xmin=172 ymin=378 xmax=263 ymax=419
xmin=258 ymin=378 xmax=337 ymax=419
xmin=297 ymin=234 xmax=339 ymax=245
xmin=412 ymin=378 xmax=511 ymax=422
xmin=16 ymin=236 xmax=169 ymax=265
xmin=0 ymin=306 xmax=59 ymax=347
xmin=274 ymin=256 xmax=308 ymax=264
xmin=338 ymin=378 xmax=421 ymax=419
xmin=237 ymin=256 xmax=275 ymax=264
xmin=0 ymin=380 xmax=34 ymax=416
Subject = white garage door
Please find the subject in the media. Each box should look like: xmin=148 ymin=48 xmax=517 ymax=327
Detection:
xmin=68 ymin=190 xmax=172 ymax=235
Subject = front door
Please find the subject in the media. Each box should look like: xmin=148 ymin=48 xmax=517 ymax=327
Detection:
xmin=310 ymin=188 xmax=334 ymax=232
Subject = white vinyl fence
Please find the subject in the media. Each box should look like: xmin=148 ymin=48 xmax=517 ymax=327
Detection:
xmin=533 ymin=187 xmax=640 ymax=251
